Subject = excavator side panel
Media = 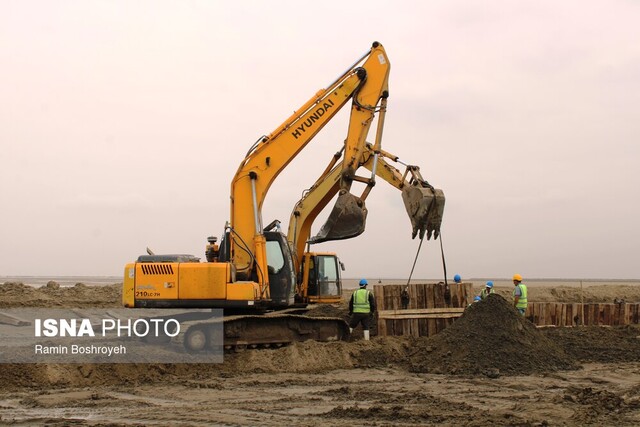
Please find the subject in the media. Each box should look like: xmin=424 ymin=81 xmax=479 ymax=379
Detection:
xmin=226 ymin=282 xmax=259 ymax=301
xmin=135 ymin=262 xmax=180 ymax=300
xmin=178 ymin=263 xmax=229 ymax=300
xmin=133 ymin=262 xmax=259 ymax=306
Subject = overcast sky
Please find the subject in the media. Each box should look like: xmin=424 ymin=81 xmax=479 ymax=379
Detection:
xmin=1 ymin=1 xmax=639 ymax=280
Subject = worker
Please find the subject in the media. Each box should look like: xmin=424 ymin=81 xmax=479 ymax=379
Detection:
xmin=454 ymin=274 xmax=462 ymax=284
xmin=400 ymin=286 xmax=410 ymax=309
xmin=349 ymin=279 xmax=377 ymax=341
xmin=481 ymin=281 xmax=495 ymax=300
xmin=468 ymin=295 xmax=481 ymax=307
xmin=512 ymin=274 xmax=528 ymax=316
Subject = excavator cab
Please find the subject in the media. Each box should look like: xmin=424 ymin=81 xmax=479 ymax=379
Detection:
xmin=215 ymin=230 xmax=297 ymax=308
xmin=299 ymin=252 xmax=342 ymax=304
xmin=263 ymin=231 xmax=297 ymax=307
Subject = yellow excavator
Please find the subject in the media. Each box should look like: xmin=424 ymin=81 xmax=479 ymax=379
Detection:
xmin=122 ymin=42 xmax=445 ymax=351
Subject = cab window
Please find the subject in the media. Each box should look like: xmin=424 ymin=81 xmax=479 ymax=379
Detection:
xmin=266 ymin=240 xmax=285 ymax=274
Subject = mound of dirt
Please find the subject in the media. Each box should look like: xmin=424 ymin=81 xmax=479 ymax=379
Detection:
xmin=0 ymin=363 xmax=194 ymax=389
xmin=473 ymin=283 xmax=640 ymax=304
xmin=542 ymin=324 xmax=640 ymax=363
xmin=304 ymin=303 xmax=350 ymax=320
xmin=562 ymin=386 xmax=636 ymax=426
xmin=407 ymin=294 xmax=580 ymax=376
xmin=0 ymin=282 xmax=121 ymax=308
xmin=0 ymin=337 xmax=413 ymax=390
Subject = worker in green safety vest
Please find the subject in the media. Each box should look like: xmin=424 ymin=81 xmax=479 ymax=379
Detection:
xmin=481 ymin=281 xmax=495 ymax=300
xmin=512 ymin=274 xmax=528 ymax=316
xmin=348 ymin=279 xmax=377 ymax=341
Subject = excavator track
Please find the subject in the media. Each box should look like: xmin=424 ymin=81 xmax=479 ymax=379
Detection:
xmin=174 ymin=314 xmax=350 ymax=353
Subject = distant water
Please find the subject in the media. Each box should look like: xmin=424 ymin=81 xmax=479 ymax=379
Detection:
xmin=0 ymin=276 xmax=122 ymax=287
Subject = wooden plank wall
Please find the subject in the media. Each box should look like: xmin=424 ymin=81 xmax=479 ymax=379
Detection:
xmin=374 ymin=284 xmax=640 ymax=337
xmin=373 ymin=282 xmax=473 ymax=338
xmin=528 ymin=302 xmax=640 ymax=327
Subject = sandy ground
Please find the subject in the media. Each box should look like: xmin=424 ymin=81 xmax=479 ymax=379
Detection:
xmin=1 ymin=280 xmax=640 ymax=426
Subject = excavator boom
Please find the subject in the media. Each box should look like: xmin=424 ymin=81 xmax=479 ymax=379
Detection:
xmin=229 ymin=42 xmax=390 ymax=283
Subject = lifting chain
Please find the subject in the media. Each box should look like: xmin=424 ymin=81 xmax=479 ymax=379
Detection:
xmin=404 ymin=232 xmax=450 ymax=304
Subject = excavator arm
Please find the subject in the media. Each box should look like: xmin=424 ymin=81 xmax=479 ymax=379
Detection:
xmin=362 ymin=146 xmax=446 ymax=240
xmin=287 ymin=143 xmax=445 ymax=280
xmin=229 ymin=42 xmax=390 ymax=283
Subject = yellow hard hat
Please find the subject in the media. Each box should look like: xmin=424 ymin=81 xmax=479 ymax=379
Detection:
xmin=513 ymin=274 xmax=522 ymax=282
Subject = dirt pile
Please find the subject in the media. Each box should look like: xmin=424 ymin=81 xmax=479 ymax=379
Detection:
xmin=224 ymin=337 xmax=409 ymax=373
xmin=546 ymin=285 xmax=640 ymax=303
xmin=542 ymin=324 xmax=640 ymax=363
xmin=0 ymin=363 xmax=201 ymax=390
xmin=0 ymin=281 xmax=121 ymax=308
xmin=305 ymin=302 xmax=349 ymax=320
xmin=0 ymin=338 xmax=412 ymax=390
xmin=407 ymin=294 xmax=580 ymax=376
xmin=473 ymin=283 xmax=640 ymax=304
xmin=562 ymin=386 xmax=640 ymax=426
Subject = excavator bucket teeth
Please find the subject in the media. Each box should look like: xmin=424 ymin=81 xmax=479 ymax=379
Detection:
xmin=309 ymin=191 xmax=367 ymax=244
xmin=401 ymin=186 xmax=445 ymax=240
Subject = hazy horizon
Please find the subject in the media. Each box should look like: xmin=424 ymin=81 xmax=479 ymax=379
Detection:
xmin=2 ymin=275 xmax=639 ymax=284
xmin=2 ymin=1 xmax=639 ymax=280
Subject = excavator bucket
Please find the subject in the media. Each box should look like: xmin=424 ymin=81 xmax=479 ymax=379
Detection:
xmin=309 ymin=191 xmax=367 ymax=244
xmin=402 ymin=185 xmax=445 ymax=240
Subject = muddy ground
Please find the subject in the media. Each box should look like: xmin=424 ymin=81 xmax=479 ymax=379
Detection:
xmin=1 ymin=281 xmax=640 ymax=426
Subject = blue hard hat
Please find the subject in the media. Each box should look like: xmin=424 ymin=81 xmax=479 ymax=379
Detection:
xmin=474 ymin=296 xmax=481 ymax=301
xmin=486 ymin=281 xmax=494 ymax=288
xmin=454 ymin=274 xmax=461 ymax=283
xmin=359 ymin=279 xmax=368 ymax=287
